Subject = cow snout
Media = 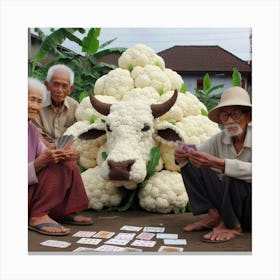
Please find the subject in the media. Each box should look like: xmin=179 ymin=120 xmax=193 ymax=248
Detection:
xmin=108 ymin=159 xmax=135 ymax=180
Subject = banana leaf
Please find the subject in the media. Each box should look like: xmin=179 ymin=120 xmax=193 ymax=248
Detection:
xmin=33 ymin=28 xmax=85 ymax=62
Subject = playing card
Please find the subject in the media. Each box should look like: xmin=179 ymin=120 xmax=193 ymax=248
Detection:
xmin=95 ymin=245 xmax=126 ymax=252
xmin=114 ymin=232 xmax=136 ymax=240
xmin=143 ymin=226 xmax=165 ymax=233
xmin=158 ymin=246 xmax=184 ymax=252
xmin=72 ymin=231 xmax=96 ymax=238
xmin=164 ymin=239 xmax=187 ymax=245
xmin=130 ymin=240 xmax=156 ymax=247
xmin=156 ymin=233 xmax=178 ymax=239
xmin=105 ymin=238 xmax=130 ymax=246
xmin=136 ymin=232 xmax=155 ymax=240
xmin=77 ymin=238 xmax=102 ymax=245
xmin=176 ymin=141 xmax=197 ymax=152
xmin=125 ymin=247 xmax=143 ymax=252
xmin=57 ymin=135 xmax=74 ymax=149
xmin=72 ymin=247 xmax=97 ymax=252
xmin=93 ymin=231 xmax=115 ymax=239
xmin=120 ymin=225 xmax=143 ymax=232
xmin=40 ymin=240 xmax=71 ymax=248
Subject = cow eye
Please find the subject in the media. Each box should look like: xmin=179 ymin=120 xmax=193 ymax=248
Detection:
xmin=141 ymin=124 xmax=150 ymax=132
xmin=106 ymin=124 xmax=112 ymax=132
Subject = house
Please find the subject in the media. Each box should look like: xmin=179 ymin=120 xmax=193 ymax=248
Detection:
xmin=30 ymin=34 xmax=251 ymax=94
xmin=97 ymin=45 xmax=252 ymax=94
xmin=157 ymin=46 xmax=252 ymax=94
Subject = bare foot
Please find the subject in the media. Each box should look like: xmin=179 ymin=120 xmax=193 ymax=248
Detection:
xmin=29 ymin=215 xmax=70 ymax=234
xmin=71 ymin=215 xmax=93 ymax=223
xmin=184 ymin=209 xmax=220 ymax=232
xmin=203 ymin=221 xmax=243 ymax=242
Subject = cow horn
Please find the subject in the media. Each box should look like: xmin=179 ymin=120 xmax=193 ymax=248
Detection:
xmin=89 ymin=92 xmax=111 ymax=116
xmin=151 ymin=89 xmax=178 ymax=118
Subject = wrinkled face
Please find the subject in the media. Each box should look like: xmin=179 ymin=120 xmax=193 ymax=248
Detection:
xmin=45 ymin=70 xmax=74 ymax=103
xmin=99 ymin=102 xmax=155 ymax=183
xmin=219 ymin=105 xmax=251 ymax=137
xmin=28 ymin=87 xmax=43 ymax=121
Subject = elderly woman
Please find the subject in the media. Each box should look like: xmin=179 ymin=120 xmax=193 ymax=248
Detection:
xmin=175 ymin=86 xmax=252 ymax=243
xmin=28 ymin=77 xmax=92 ymax=236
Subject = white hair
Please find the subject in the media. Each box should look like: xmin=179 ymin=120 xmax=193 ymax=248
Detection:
xmin=46 ymin=64 xmax=74 ymax=85
xmin=28 ymin=77 xmax=48 ymax=101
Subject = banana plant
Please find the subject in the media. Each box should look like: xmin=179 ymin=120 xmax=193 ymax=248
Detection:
xmin=194 ymin=73 xmax=224 ymax=112
xmin=29 ymin=28 xmax=126 ymax=102
xmin=232 ymin=67 xmax=242 ymax=86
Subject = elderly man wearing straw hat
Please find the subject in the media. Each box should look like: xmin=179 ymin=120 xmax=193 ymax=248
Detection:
xmin=175 ymin=86 xmax=252 ymax=243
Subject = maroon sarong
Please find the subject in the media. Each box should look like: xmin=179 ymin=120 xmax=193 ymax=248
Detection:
xmin=28 ymin=161 xmax=89 ymax=219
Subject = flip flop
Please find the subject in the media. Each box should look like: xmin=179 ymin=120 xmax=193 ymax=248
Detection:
xmin=202 ymin=237 xmax=231 ymax=243
xmin=57 ymin=213 xmax=93 ymax=226
xmin=28 ymin=222 xmax=70 ymax=236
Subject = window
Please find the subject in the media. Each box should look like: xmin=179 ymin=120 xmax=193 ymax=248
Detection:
xmin=197 ymin=79 xmax=203 ymax=90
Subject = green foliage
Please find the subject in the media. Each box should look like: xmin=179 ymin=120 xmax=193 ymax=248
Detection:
xmin=29 ymin=28 xmax=126 ymax=102
xmin=180 ymin=83 xmax=187 ymax=93
xmin=232 ymin=67 xmax=242 ymax=86
xmin=101 ymin=151 xmax=108 ymax=160
xmin=89 ymin=114 xmax=98 ymax=124
xmin=194 ymin=73 xmax=224 ymax=112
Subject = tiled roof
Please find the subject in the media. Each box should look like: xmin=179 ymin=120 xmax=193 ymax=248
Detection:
xmin=157 ymin=46 xmax=251 ymax=73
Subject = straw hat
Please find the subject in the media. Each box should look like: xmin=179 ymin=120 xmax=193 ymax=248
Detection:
xmin=208 ymin=86 xmax=252 ymax=124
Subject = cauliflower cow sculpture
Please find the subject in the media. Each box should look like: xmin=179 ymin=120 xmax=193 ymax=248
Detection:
xmin=65 ymin=44 xmax=220 ymax=213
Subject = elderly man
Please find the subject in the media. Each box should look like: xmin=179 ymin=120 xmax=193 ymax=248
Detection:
xmin=28 ymin=77 xmax=92 ymax=236
xmin=175 ymin=86 xmax=252 ymax=242
xmin=33 ymin=64 xmax=79 ymax=144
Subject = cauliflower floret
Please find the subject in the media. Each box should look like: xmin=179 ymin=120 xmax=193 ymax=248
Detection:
xmin=64 ymin=120 xmax=107 ymax=169
xmin=159 ymin=91 xmax=207 ymax=122
xmin=64 ymin=120 xmax=90 ymax=137
xmin=122 ymin=87 xmax=160 ymax=104
xmin=138 ymin=170 xmax=188 ymax=214
xmin=164 ymin=68 xmax=184 ymax=91
xmin=73 ymin=137 xmax=106 ymax=169
xmin=176 ymin=115 xmax=220 ymax=146
xmin=75 ymin=95 xmax=118 ymax=121
xmin=94 ymin=68 xmax=134 ymax=100
xmin=118 ymin=44 xmax=165 ymax=71
xmin=81 ymin=167 xmax=124 ymax=210
xmin=131 ymin=65 xmax=172 ymax=95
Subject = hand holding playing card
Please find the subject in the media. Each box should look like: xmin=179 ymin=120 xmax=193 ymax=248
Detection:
xmin=189 ymin=151 xmax=225 ymax=171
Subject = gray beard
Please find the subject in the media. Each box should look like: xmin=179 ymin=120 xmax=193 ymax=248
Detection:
xmin=224 ymin=124 xmax=243 ymax=137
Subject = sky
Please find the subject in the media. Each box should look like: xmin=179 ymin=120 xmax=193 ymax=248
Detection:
xmin=34 ymin=27 xmax=252 ymax=61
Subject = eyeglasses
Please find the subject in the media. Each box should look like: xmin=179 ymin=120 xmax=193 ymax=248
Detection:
xmin=219 ymin=109 xmax=243 ymax=122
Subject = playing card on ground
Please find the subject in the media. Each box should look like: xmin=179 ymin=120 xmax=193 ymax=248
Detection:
xmin=104 ymin=238 xmax=130 ymax=246
xmin=125 ymin=247 xmax=143 ymax=252
xmin=95 ymin=245 xmax=126 ymax=252
xmin=136 ymin=232 xmax=155 ymax=240
xmin=72 ymin=231 xmax=96 ymax=238
xmin=40 ymin=240 xmax=71 ymax=248
xmin=163 ymin=239 xmax=187 ymax=245
xmin=93 ymin=231 xmax=115 ymax=239
xmin=156 ymin=233 xmax=178 ymax=239
xmin=130 ymin=240 xmax=156 ymax=247
xmin=77 ymin=238 xmax=102 ymax=245
xmin=120 ymin=225 xmax=143 ymax=231
xmin=114 ymin=232 xmax=136 ymax=240
xmin=73 ymin=247 xmax=97 ymax=252
xmin=158 ymin=246 xmax=184 ymax=252
xmin=143 ymin=226 xmax=165 ymax=233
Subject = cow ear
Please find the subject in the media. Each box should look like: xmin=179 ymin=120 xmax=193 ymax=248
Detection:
xmin=78 ymin=122 xmax=106 ymax=141
xmin=78 ymin=128 xmax=106 ymax=141
xmin=154 ymin=120 xmax=184 ymax=144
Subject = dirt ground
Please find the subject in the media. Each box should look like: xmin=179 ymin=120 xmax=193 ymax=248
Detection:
xmin=28 ymin=209 xmax=252 ymax=254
